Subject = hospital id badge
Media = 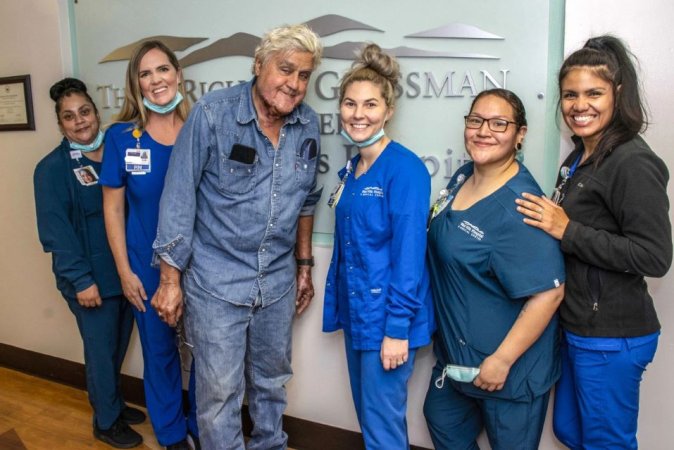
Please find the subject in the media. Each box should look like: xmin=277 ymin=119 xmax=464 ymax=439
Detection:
xmin=327 ymin=182 xmax=345 ymax=209
xmin=125 ymin=148 xmax=151 ymax=174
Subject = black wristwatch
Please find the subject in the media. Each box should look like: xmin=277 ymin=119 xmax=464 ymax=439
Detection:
xmin=296 ymin=257 xmax=314 ymax=267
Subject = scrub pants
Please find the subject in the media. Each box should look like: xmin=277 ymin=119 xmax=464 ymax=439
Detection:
xmin=344 ymin=335 xmax=417 ymax=450
xmin=424 ymin=362 xmax=549 ymax=450
xmin=134 ymin=291 xmax=198 ymax=446
xmin=553 ymin=330 xmax=659 ymax=450
xmin=65 ymin=294 xmax=133 ymax=430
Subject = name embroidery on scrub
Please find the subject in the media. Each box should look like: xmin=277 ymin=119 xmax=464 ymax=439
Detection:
xmin=361 ymin=186 xmax=384 ymax=197
xmin=458 ymin=220 xmax=484 ymax=241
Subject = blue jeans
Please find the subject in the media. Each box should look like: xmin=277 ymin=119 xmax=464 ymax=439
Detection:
xmin=65 ymin=294 xmax=133 ymax=430
xmin=344 ymin=335 xmax=417 ymax=450
xmin=184 ymin=272 xmax=295 ymax=450
xmin=424 ymin=362 xmax=550 ymax=450
xmin=553 ymin=330 xmax=659 ymax=450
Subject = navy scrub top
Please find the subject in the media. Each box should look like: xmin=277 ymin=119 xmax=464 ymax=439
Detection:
xmin=427 ymin=162 xmax=565 ymax=401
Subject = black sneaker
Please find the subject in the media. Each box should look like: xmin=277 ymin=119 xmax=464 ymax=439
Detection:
xmin=94 ymin=418 xmax=143 ymax=448
xmin=120 ymin=406 xmax=146 ymax=425
xmin=166 ymin=438 xmax=191 ymax=450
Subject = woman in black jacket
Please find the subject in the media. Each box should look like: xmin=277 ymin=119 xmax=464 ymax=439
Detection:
xmin=34 ymin=78 xmax=145 ymax=448
xmin=515 ymin=35 xmax=672 ymax=449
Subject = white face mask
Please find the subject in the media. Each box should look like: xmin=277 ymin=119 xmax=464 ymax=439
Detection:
xmin=339 ymin=128 xmax=386 ymax=148
xmin=69 ymin=130 xmax=104 ymax=153
xmin=434 ymin=364 xmax=481 ymax=388
xmin=143 ymin=91 xmax=183 ymax=114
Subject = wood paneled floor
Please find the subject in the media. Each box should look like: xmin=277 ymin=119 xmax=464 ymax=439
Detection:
xmin=0 ymin=366 xmax=161 ymax=449
xmin=0 ymin=366 xmax=299 ymax=450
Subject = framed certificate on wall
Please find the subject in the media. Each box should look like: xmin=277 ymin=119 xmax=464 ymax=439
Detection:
xmin=0 ymin=75 xmax=35 ymax=131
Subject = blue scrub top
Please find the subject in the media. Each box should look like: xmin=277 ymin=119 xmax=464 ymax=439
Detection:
xmin=427 ymin=162 xmax=565 ymax=401
xmin=323 ymin=141 xmax=435 ymax=351
xmin=99 ymin=123 xmax=173 ymax=292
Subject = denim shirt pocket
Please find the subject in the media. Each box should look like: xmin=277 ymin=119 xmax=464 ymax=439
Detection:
xmin=294 ymin=137 xmax=318 ymax=189
xmin=219 ymin=157 xmax=258 ymax=195
xmin=295 ymin=154 xmax=317 ymax=189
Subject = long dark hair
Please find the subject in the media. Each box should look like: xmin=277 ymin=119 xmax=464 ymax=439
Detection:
xmin=559 ymin=35 xmax=647 ymax=164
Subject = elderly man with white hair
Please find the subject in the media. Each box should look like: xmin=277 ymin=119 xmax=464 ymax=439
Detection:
xmin=151 ymin=24 xmax=323 ymax=450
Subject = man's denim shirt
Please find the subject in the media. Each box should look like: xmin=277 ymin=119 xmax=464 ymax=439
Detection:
xmin=153 ymin=80 xmax=322 ymax=307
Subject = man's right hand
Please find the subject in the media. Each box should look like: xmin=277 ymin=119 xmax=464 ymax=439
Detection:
xmin=150 ymin=260 xmax=184 ymax=327
xmin=151 ymin=281 xmax=183 ymax=327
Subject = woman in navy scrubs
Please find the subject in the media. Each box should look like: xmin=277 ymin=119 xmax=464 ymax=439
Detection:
xmin=100 ymin=41 xmax=198 ymax=450
xmin=424 ymin=89 xmax=565 ymax=450
xmin=516 ymin=35 xmax=672 ymax=449
xmin=323 ymin=43 xmax=434 ymax=449
xmin=34 ymin=78 xmax=145 ymax=448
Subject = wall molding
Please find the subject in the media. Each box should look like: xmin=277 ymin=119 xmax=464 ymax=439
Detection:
xmin=0 ymin=343 xmax=430 ymax=450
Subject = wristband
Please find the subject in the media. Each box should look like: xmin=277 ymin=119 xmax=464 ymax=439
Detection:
xmin=296 ymin=257 xmax=314 ymax=267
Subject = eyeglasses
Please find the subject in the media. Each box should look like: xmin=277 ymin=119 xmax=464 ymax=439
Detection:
xmin=464 ymin=115 xmax=518 ymax=133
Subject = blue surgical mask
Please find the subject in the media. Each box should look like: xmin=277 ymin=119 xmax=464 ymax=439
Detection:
xmin=69 ymin=130 xmax=104 ymax=153
xmin=340 ymin=128 xmax=386 ymax=148
xmin=143 ymin=91 xmax=183 ymax=115
xmin=434 ymin=364 xmax=481 ymax=388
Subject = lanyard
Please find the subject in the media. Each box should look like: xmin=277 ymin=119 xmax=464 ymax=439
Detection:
xmin=565 ymin=152 xmax=583 ymax=179
xmin=551 ymin=152 xmax=583 ymax=205
xmin=327 ymin=160 xmax=353 ymax=209
xmin=427 ymin=173 xmax=466 ymax=229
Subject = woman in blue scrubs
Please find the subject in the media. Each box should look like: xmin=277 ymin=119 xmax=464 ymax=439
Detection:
xmin=424 ymin=89 xmax=566 ymax=450
xmin=323 ymin=43 xmax=435 ymax=450
xmin=100 ymin=41 xmax=198 ymax=450
xmin=34 ymin=78 xmax=145 ymax=448
xmin=516 ymin=35 xmax=672 ymax=449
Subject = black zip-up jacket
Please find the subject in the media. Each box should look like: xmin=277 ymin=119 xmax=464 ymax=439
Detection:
xmin=559 ymin=136 xmax=672 ymax=337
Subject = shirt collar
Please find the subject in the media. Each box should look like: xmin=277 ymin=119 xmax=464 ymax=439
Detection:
xmin=236 ymin=77 xmax=310 ymax=126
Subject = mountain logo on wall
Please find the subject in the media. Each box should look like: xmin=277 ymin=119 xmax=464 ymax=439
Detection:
xmin=99 ymin=14 xmax=503 ymax=67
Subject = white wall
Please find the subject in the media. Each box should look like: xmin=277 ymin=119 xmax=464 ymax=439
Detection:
xmin=0 ymin=0 xmax=87 ymax=357
xmin=0 ymin=0 xmax=145 ymax=379
xmin=563 ymin=2 xmax=674 ymax=449
xmin=2 ymin=1 xmax=673 ymax=449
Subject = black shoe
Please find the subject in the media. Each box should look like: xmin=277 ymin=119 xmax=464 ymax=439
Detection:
xmin=120 ymin=406 xmax=146 ymax=425
xmin=94 ymin=419 xmax=143 ymax=448
xmin=166 ymin=438 xmax=191 ymax=450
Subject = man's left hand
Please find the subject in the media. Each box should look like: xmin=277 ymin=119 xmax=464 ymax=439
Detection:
xmin=295 ymin=266 xmax=314 ymax=315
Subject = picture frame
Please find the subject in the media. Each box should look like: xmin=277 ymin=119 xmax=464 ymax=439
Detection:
xmin=0 ymin=74 xmax=35 ymax=131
